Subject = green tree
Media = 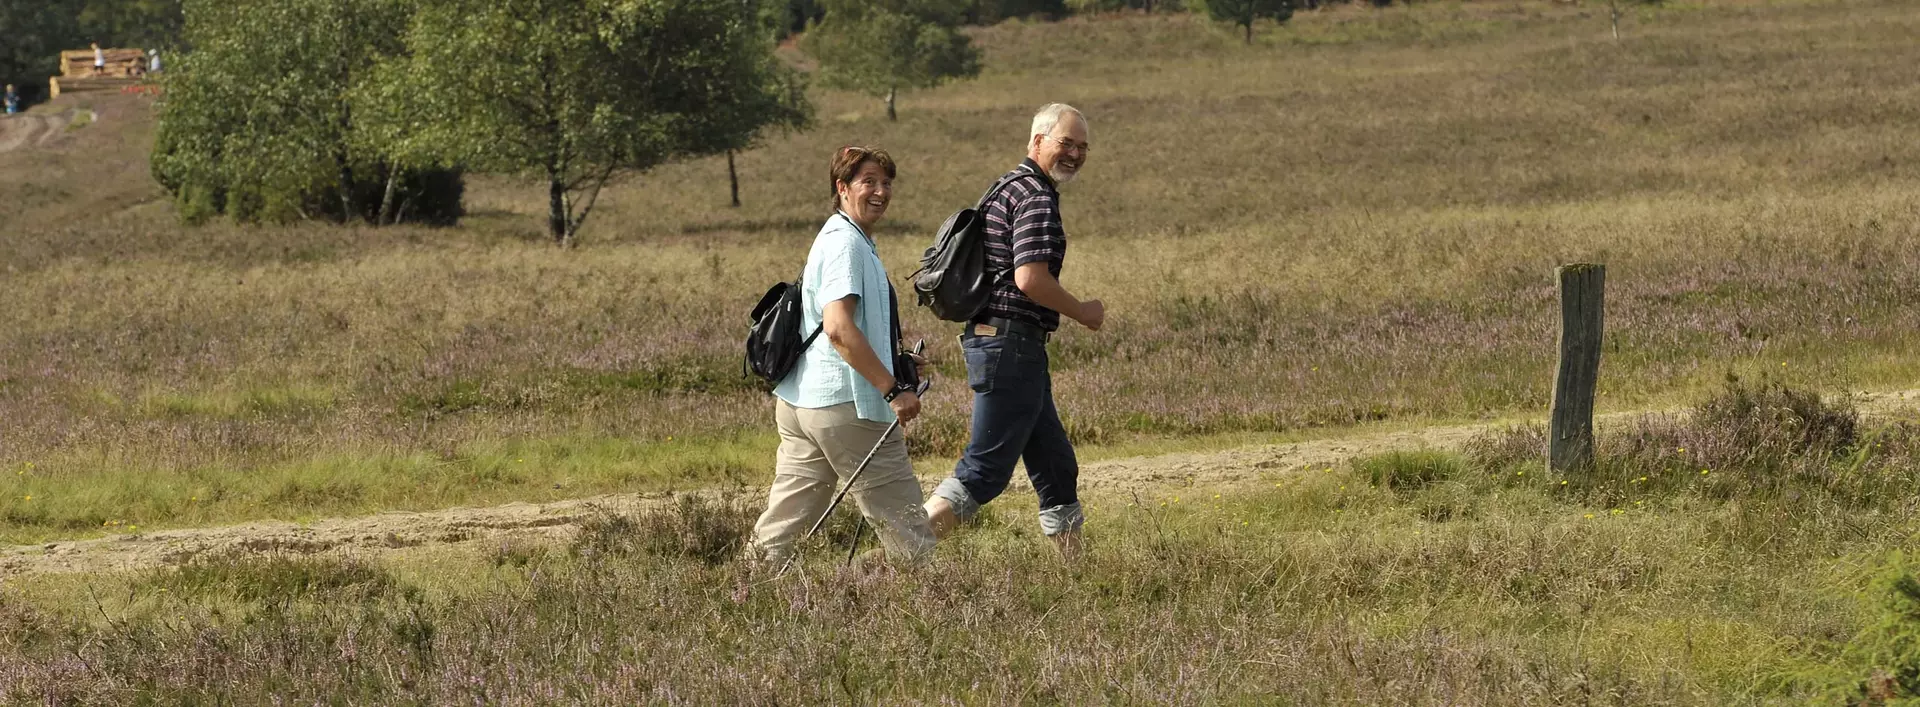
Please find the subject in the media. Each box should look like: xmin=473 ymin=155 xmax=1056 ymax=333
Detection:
xmin=78 ymin=0 xmax=185 ymax=50
xmin=151 ymin=0 xmax=461 ymax=225
xmin=1207 ymin=0 xmax=1291 ymax=44
xmin=801 ymin=0 xmax=980 ymax=122
xmin=395 ymin=0 xmax=810 ymax=246
xmin=0 ymin=0 xmax=85 ymax=102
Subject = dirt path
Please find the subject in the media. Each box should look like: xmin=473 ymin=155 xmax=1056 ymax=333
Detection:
xmin=6 ymin=390 xmax=1918 ymax=578
xmin=0 ymin=109 xmax=88 ymax=153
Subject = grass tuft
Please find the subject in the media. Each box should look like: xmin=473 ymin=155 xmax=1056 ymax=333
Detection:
xmin=1354 ymin=449 xmax=1464 ymax=490
xmin=1462 ymin=423 xmax=1546 ymax=471
xmin=571 ymin=494 xmax=757 ymax=565
xmin=1692 ymin=376 xmax=1860 ymax=461
xmin=144 ymin=553 xmax=400 ymax=602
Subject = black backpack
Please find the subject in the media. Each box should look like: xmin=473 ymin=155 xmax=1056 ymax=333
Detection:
xmin=910 ymin=168 xmax=1037 ymax=322
xmin=744 ymin=272 xmax=822 ymax=387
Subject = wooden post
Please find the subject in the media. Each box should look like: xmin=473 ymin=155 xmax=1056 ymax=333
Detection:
xmin=1550 ymin=263 xmax=1605 ymax=472
xmin=728 ymin=150 xmax=741 ymax=208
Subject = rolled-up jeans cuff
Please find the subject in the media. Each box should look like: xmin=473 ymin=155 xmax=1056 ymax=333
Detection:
xmin=931 ymin=477 xmax=980 ymax=521
xmin=1037 ymin=502 xmax=1084 ymax=536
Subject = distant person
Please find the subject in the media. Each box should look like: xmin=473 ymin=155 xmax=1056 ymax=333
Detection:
xmin=149 ymin=49 xmax=162 ymax=74
xmin=749 ymin=145 xmax=935 ymax=570
xmin=92 ymin=43 xmax=105 ymax=76
xmin=4 ymin=85 xmax=18 ymax=115
xmin=924 ymin=103 xmax=1104 ymax=559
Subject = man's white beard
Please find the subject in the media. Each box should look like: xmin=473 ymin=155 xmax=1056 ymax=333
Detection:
xmin=1049 ymin=166 xmax=1078 ymax=185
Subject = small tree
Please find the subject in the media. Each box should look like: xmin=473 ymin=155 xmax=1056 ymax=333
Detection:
xmin=151 ymin=0 xmax=462 ymax=225
xmin=1207 ymin=0 xmax=1292 ymax=44
xmin=802 ymin=0 xmax=980 ymax=122
xmin=397 ymin=0 xmax=809 ymax=245
xmin=716 ymin=0 xmax=813 ymax=208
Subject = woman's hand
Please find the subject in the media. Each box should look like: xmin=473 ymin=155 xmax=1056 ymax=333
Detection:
xmin=890 ymin=390 xmax=921 ymax=424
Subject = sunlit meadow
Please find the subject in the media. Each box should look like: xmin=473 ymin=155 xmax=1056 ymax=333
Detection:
xmin=6 ymin=1 xmax=1920 ymax=699
xmin=3 ymin=0 xmax=1918 ymax=542
xmin=8 ymin=382 xmax=1920 ymax=702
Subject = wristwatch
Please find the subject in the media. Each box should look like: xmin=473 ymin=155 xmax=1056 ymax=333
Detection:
xmin=884 ymin=381 xmax=915 ymax=402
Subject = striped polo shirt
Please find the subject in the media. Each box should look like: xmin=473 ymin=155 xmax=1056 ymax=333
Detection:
xmin=978 ymin=159 xmax=1067 ymax=332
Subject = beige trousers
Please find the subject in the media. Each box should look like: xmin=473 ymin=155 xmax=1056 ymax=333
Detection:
xmin=752 ymin=400 xmax=935 ymax=566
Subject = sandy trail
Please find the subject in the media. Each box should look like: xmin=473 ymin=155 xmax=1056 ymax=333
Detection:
xmin=6 ymin=390 xmax=1918 ymax=577
xmin=0 ymin=109 xmax=88 ymax=153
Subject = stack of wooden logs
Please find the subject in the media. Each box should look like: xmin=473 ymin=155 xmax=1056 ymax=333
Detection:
xmin=50 ymin=48 xmax=147 ymax=98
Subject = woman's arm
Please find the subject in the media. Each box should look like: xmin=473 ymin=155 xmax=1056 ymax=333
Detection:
xmin=822 ymin=295 xmax=920 ymax=422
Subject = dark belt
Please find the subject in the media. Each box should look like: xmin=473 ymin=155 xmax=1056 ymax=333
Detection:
xmin=967 ymin=316 xmax=1050 ymax=342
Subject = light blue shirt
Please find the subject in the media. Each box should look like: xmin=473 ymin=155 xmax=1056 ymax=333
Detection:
xmin=774 ymin=213 xmax=896 ymax=424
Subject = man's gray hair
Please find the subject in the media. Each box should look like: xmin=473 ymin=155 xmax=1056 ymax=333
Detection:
xmin=1030 ymin=103 xmax=1087 ymax=139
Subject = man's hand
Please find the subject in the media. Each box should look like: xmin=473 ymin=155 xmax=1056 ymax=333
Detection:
xmin=890 ymin=390 xmax=921 ymax=424
xmin=1015 ymin=262 xmax=1103 ymax=333
xmin=1076 ymin=299 xmax=1106 ymax=332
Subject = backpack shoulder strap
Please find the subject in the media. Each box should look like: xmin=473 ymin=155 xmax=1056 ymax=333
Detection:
xmin=792 ymin=275 xmax=823 ymax=358
xmin=975 ymin=166 xmax=1040 ymax=211
xmin=974 ymin=167 xmax=1046 ymax=285
xmin=888 ymin=282 xmax=902 ymax=362
xmin=795 ymin=245 xmax=819 ymax=351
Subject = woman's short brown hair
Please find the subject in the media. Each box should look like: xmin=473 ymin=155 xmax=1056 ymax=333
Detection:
xmin=830 ymin=145 xmax=896 ymax=211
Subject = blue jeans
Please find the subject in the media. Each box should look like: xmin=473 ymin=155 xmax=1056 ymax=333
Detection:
xmin=932 ymin=331 xmax=1083 ymax=535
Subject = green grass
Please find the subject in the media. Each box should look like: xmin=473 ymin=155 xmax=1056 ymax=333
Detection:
xmin=147 ymin=552 xmax=404 ymax=602
xmin=1354 ymin=448 xmax=1464 ymax=490
xmin=8 ymin=383 xmax=1920 ymax=702
xmin=0 ymin=432 xmax=773 ymax=543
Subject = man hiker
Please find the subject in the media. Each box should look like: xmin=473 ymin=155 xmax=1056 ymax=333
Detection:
xmin=92 ymin=43 xmax=105 ymax=76
xmin=4 ymin=85 xmax=19 ymax=115
xmin=924 ymin=103 xmax=1104 ymax=558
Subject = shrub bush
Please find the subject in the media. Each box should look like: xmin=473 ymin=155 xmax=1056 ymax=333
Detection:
xmin=1354 ymin=449 xmax=1463 ymax=490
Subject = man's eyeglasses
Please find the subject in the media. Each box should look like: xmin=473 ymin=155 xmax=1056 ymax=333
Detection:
xmin=1048 ymin=136 xmax=1091 ymax=155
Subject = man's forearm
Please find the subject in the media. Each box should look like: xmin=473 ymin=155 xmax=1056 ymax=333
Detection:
xmin=1014 ymin=268 xmax=1082 ymax=322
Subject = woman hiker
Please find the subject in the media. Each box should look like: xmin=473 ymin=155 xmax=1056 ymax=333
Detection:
xmin=749 ymin=146 xmax=936 ymax=570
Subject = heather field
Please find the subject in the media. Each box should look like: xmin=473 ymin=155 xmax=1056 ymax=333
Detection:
xmin=9 ymin=384 xmax=1920 ymax=702
xmin=7 ymin=0 xmax=1920 ymax=700
xmin=3 ymin=0 xmax=1919 ymax=543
